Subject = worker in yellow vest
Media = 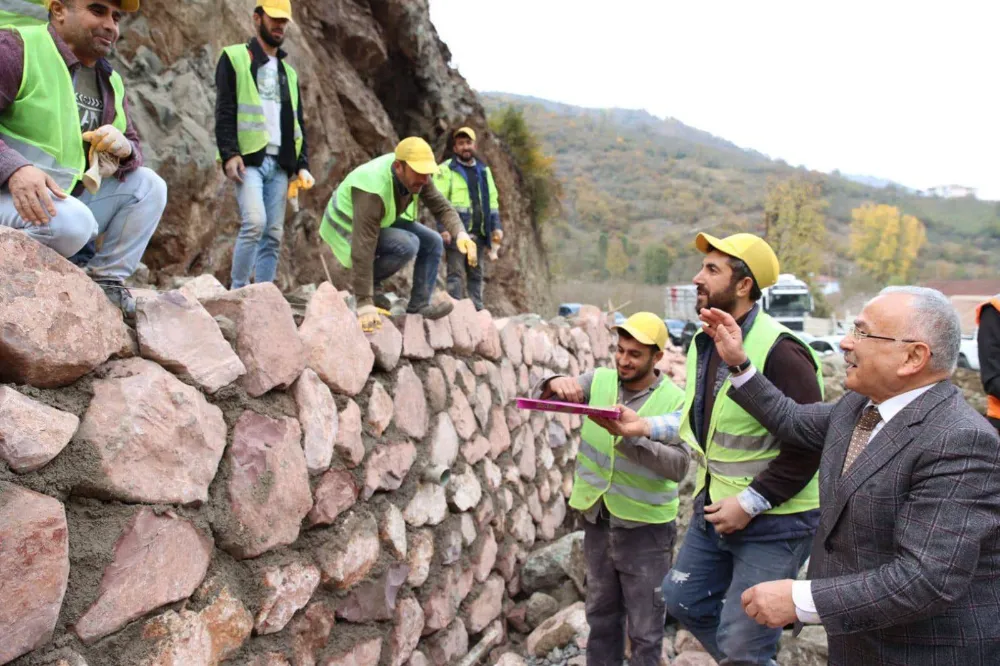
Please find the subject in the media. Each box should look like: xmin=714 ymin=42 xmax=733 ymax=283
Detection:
xmin=0 ymin=0 xmax=47 ymax=27
xmin=976 ymin=294 xmax=1000 ymax=433
xmin=320 ymin=137 xmax=477 ymax=330
xmin=215 ymin=0 xmax=313 ymax=289
xmin=596 ymin=233 xmax=824 ymax=666
xmin=534 ymin=312 xmax=688 ymax=666
xmin=0 ymin=0 xmax=167 ymax=319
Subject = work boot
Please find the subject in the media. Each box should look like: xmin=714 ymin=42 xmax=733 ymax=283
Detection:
xmin=95 ymin=279 xmax=136 ymax=322
xmin=408 ymin=300 xmax=453 ymax=321
xmin=375 ymin=292 xmax=408 ymax=318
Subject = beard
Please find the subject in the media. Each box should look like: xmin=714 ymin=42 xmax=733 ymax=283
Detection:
xmin=258 ymin=22 xmax=284 ymax=47
xmin=618 ymin=355 xmax=656 ymax=383
xmin=698 ymin=282 xmax=738 ymax=314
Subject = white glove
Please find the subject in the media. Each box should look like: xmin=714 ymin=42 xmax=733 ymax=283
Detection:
xmin=82 ymin=125 xmax=132 ymax=159
xmin=297 ymin=169 xmax=315 ymax=189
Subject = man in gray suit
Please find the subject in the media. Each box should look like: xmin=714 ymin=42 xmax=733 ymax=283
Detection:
xmin=703 ymin=285 xmax=1000 ymax=665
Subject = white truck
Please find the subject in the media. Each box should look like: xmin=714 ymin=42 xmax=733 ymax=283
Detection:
xmin=663 ymin=284 xmax=699 ymax=321
xmin=760 ymin=273 xmax=814 ymax=332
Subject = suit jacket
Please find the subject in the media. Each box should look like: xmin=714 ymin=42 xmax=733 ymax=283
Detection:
xmin=731 ymin=374 xmax=1000 ymax=666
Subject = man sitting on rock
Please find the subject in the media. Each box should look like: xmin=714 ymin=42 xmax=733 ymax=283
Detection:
xmin=320 ymin=137 xmax=477 ymax=331
xmin=0 ymin=0 xmax=167 ymax=319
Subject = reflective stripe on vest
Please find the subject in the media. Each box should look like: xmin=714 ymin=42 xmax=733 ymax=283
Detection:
xmin=320 ymin=153 xmax=405 ymax=268
xmin=977 ymin=295 xmax=1000 ymax=420
xmin=677 ymin=310 xmax=823 ymax=514
xmin=0 ymin=25 xmax=127 ymax=192
xmin=569 ymin=367 xmax=686 ymax=523
xmin=0 ymin=0 xmax=47 ymax=25
xmin=222 ymin=44 xmax=302 ymax=158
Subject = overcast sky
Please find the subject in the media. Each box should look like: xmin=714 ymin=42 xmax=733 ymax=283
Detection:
xmin=429 ymin=0 xmax=999 ymax=201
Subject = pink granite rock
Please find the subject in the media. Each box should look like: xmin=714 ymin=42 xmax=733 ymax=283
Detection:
xmin=673 ymin=653 xmax=720 ymax=666
xmin=447 ymin=299 xmax=482 ymax=354
xmin=437 ymin=355 xmax=458 ymax=383
xmin=407 ymin=529 xmax=435 ymax=588
xmin=422 ymin=565 xmax=474 ymax=635
xmin=0 ymin=484 xmax=69 ymax=664
xmin=367 ymin=316 xmax=403 ymax=372
xmin=177 ymin=274 xmax=227 ymax=302
xmin=460 ymin=513 xmax=477 ymax=546
xmin=366 ymin=381 xmax=394 ymax=436
xmin=363 ymin=440 xmax=416 ymax=500
xmin=403 ymin=483 xmax=448 ymax=527
xmin=292 ymin=369 xmax=338 ymax=475
xmin=430 ymin=413 xmax=460 ymax=469
xmin=393 ymin=365 xmax=428 ymax=439
xmin=425 ymin=619 xmax=469 ymax=665
xmin=137 ymin=290 xmax=247 ymax=393
xmin=472 ymin=527 xmax=498 ymax=583
xmin=400 ymin=314 xmax=434 ymax=360
xmin=408 ymin=652 xmax=431 ymax=666
xmin=425 ymin=367 xmax=448 ymax=412
xmin=539 ymin=496 xmax=567 ymax=541
xmin=465 ymin=575 xmax=505 ymax=633
xmin=316 ymin=512 xmax=379 ymax=589
xmin=201 ymin=283 xmax=305 ymax=397
xmin=475 ymin=310 xmax=503 ymax=360
xmin=220 ymin=411 xmax=312 ymax=559
xmin=290 ymin=602 xmax=335 ymax=666
xmin=0 ymin=227 xmax=131 ymax=388
xmin=462 ymin=434 xmax=491 ymax=465
xmin=489 ymin=410 xmax=512 ymax=460
xmin=577 ymin=305 xmax=611 ymax=360
xmin=497 ymin=319 xmax=524 ymax=366
xmin=474 ymin=382 xmax=492 ymax=430
xmin=139 ymin=588 xmax=252 ymax=666
xmin=482 ymin=458 xmax=502 ymax=491
xmin=455 ymin=360 xmax=477 ymax=395
xmin=380 ymin=503 xmax=407 ymax=559
xmin=424 ymin=316 xmax=454 ymax=350
xmin=255 ymin=562 xmax=321 ymax=635
xmin=510 ymin=504 xmax=536 ymax=546
xmin=75 ymin=508 xmax=212 ymax=643
xmin=336 ymin=564 xmax=409 ymax=622
xmin=448 ymin=467 xmax=483 ymax=512
xmin=505 ymin=404 xmax=524 ymax=431
xmin=448 ymin=387 xmax=477 ymax=440
xmin=248 ymin=654 xmax=291 ymax=666
xmin=77 ymin=358 xmax=226 ymax=504
xmin=299 ymin=283 xmax=374 ymax=396
xmin=321 ymin=638 xmax=382 ymax=666
xmin=388 ymin=596 xmax=425 ymax=666
xmin=336 ymin=399 xmax=365 ymax=468
xmin=0 ymin=387 xmax=78 ymax=473
xmin=518 ymin=429 xmax=537 ymax=481
xmin=517 ymin=365 xmax=529 ymax=394
xmin=308 ymin=469 xmax=359 ymax=526
xmin=525 ymin=602 xmax=588 ymax=657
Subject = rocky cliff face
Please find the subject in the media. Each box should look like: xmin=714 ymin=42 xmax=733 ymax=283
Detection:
xmin=114 ymin=0 xmax=551 ymax=315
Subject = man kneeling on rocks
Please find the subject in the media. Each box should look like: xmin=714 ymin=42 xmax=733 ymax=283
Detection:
xmin=533 ymin=313 xmax=689 ymax=666
xmin=320 ymin=137 xmax=477 ymax=331
xmin=0 ymin=0 xmax=167 ymax=319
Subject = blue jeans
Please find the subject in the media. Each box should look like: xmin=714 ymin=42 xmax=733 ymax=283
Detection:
xmin=373 ymin=218 xmax=443 ymax=312
xmin=662 ymin=516 xmax=812 ymax=666
xmin=231 ymin=155 xmax=289 ymax=289
xmin=0 ymin=166 xmax=167 ymax=282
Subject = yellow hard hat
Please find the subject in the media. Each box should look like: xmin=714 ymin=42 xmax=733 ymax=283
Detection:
xmin=695 ymin=232 xmax=780 ymax=290
xmin=614 ymin=312 xmax=668 ymax=351
xmin=453 ymin=126 xmax=477 ymax=142
xmin=256 ymin=0 xmax=291 ymax=20
xmin=395 ymin=137 xmax=438 ymax=175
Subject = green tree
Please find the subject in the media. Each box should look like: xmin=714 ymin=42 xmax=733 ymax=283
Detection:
xmin=596 ymin=231 xmax=609 ymax=277
xmin=641 ymin=245 xmax=673 ymax=284
xmin=488 ymin=105 xmax=562 ymax=226
xmin=763 ymin=177 xmax=827 ymax=279
xmin=605 ymin=235 xmax=630 ymax=277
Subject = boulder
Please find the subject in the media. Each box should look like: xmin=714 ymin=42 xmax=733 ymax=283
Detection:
xmin=336 ymin=399 xmax=366 ymax=467
xmin=521 ymin=531 xmax=586 ymax=594
xmin=315 ymin=512 xmax=380 ymax=590
xmin=525 ymin=592 xmax=560 ymax=629
xmin=0 ymin=227 xmax=130 ymax=388
xmin=464 ymin=574 xmax=505 ymax=633
xmin=138 ymin=588 xmax=252 ymax=666
xmin=424 ymin=618 xmax=468 ymax=665
xmin=289 ymin=602 xmax=335 ymax=666
xmin=524 ymin=601 xmax=588 ymax=657
xmin=363 ymin=440 xmax=416 ymax=499
xmin=308 ymin=469 xmax=359 ymax=526
xmin=176 ymin=273 xmax=227 ymax=302
xmin=425 ymin=315 xmax=454 ymax=350
xmin=367 ymin=316 xmax=403 ymax=372
xmin=403 ymin=483 xmax=448 ymax=527
xmin=475 ymin=310 xmax=503 ymax=360
xmin=406 ymin=529 xmax=435 ymax=588
xmin=776 ymin=626 xmax=828 ymax=666
xmin=366 ymin=380 xmax=394 ymax=435
xmin=401 ymin=314 xmax=434 ymax=360
xmin=393 ymin=365 xmax=428 ymax=439
xmin=299 ymin=283 xmax=374 ymax=396
xmin=291 ymin=368 xmax=338 ymax=475
xmin=448 ymin=299 xmax=482 ymax=354
xmin=380 ymin=503 xmax=407 ymax=559
xmin=425 ymin=366 xmax=448 ymax=412
xmin=388 ymin=596 xmax=424 ymax=666
xmin=255 ymin=562 xmax=322 ymax=635
xmin=0 ymin=387 xmax=78 ymax=473
xmin=336 ymin=564 xmax=409 ymax=622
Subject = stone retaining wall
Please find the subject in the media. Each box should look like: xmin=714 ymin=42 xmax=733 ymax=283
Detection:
xmin=1 ymin=227 xmax=669 ymax=666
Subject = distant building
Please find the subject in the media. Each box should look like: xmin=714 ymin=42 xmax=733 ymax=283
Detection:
xmin=921 ymin=279 xmax=1000 ymax=332
xmin=923 ymin=184 xmax=977 ymax=199
xmin=815 ymin=275 xmax=841 ymax=296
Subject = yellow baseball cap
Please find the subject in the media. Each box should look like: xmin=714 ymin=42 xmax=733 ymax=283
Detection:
xmin=256 ymin=0 xmax=291 ymax=19
xmin=49 ymin=0 xmax=140 ymax=9
xmin=695 ymin=232 xmax=780 ymax=290
xmin=394 ymin=137 xmax=438 ymax=175
xmin=614 ymin=312 xmax=668 ymax=351
xmin=453 ymin=127 xmax=477 ymax=142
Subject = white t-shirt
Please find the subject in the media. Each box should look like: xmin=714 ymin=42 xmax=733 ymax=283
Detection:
xmin=256 ymin=56 xmax=282 ymax=155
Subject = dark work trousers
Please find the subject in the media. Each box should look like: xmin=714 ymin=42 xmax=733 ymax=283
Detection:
xmin=583 ymin=512 xmax=676 ymax=666
xmin=445 ymin=232 xmax=488 ymax=310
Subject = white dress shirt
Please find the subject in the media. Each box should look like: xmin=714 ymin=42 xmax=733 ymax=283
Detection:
xmin=732 ymin=366 xmax=937 ymax=624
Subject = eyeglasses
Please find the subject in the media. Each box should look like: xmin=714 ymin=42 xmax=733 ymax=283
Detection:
xmin=847 ymin=324 xmax=922 ymax=345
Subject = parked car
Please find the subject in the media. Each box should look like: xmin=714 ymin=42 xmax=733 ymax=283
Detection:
xmin=558 ymin=303 xmax=582 ymax=318
xmin=612 ymin=311 xmax=627 ymax=326
xmin=809 ymin=334 xmax=845 ymax=357
xmin=959 ymin=329 xmax=980 ymax=370
xmin=680 ymin=321 xmax=699 ymax=353
xmin=664 ymin=318 xmax=687 ymax=347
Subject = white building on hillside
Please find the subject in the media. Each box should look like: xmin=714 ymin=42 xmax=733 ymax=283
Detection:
xmin=924 ymin=184 xmax=977 ymax=199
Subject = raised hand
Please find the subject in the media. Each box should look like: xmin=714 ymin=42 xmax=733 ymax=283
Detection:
xmin=699 ymin=307 xmax=748 ymax=368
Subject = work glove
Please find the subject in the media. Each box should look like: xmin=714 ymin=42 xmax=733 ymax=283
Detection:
xmin=456 ymin=231 xmax=478 ymax=268
xmin=288 ymin=169 xmax=315 ymax=213
xmin=82 ymin=125 xmax=132 ymax=159
xmin=491 ymin=229 xmax=503 ymax=245
xmin=488 ymin=247 xmax=499 ymax=262
xmin=358 ymin=304 xmax=382 ymax=334
xmin=82 ymin=146 xmax=120 ymax=195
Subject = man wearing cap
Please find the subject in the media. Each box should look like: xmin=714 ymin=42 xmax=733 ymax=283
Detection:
xmin=0 ymin=0 xmax=47 ymax=27
xmin=403 ymin=126 xmax=502 ymax=311
xmin=595 ymin=233 xmax=824 ymax=666
xmin=0 ymin=0 xmax=167 ymax=318
xmin=320 ymin=137 xmax=477 ymax=330
xmin=533 ymin=312 xmax=689 ymax=666
xmin=215 ymin=0 xmax=313 ymax=289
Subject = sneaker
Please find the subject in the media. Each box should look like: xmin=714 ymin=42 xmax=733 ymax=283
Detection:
xmin=408 ymin=300 xmax=453 ymax=321
xmin=95 ymin=279 xmax=136 ymax=321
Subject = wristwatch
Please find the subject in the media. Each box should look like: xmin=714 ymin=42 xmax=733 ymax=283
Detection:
xmin=728 ymin=358 xmax=752 ymax=374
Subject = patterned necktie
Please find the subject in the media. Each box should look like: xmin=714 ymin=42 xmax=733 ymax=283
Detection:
xmin=841 ymin=405 xmax=882 ymax=475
